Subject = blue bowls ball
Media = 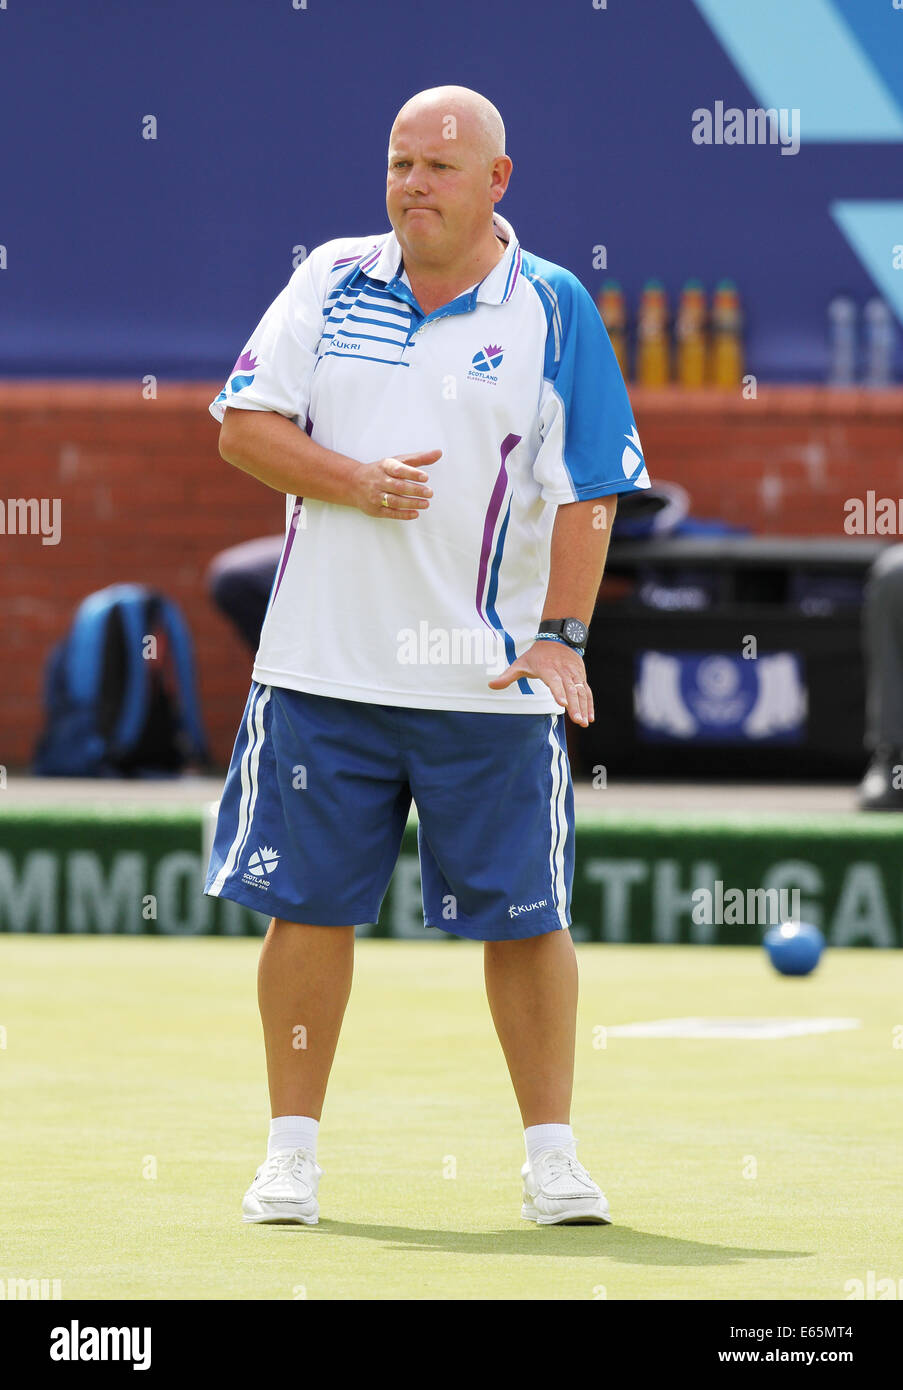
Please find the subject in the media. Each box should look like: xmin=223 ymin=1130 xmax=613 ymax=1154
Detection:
xmin=763 ymin=921 xmax=825 ymax=976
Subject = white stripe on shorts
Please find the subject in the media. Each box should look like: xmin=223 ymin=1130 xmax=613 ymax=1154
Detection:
xmin=208 ymin=684 xmax=272 ymax=896
xmin=546 ymin=716 xmax=569 ymax=929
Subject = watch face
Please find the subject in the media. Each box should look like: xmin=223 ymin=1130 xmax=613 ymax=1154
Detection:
xmin=564 ymin=619 xmax=588 ymax=645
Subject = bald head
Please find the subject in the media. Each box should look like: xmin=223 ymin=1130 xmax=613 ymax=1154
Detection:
xmin=386 ymin=85 xmax=513 ymax=276
xmin=390 ymin=86 xmax=506 ymax=166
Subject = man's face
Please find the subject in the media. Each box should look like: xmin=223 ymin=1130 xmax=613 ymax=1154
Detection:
xmin=386 ymin=107 xmax=505 ymax=267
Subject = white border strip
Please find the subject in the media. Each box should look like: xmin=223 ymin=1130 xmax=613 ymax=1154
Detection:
xmin=208 ymin=685 xmax=272 ymax=895
xmin=547 ymin=716 xmax=570 ymax=929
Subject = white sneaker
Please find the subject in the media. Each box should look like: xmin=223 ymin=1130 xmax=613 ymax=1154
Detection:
xmin=521 ymin=1149 xmax=612 ymax=1225
xmin=242 ymin=1148 xmax=322 ymax=1225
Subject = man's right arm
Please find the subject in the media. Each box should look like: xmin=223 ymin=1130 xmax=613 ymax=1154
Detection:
xmin=218 ymin=406 xmax=439 ymax=520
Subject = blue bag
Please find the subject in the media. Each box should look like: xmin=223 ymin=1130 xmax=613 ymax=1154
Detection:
xmin=33 ymin=584 xmax=209 ymax=777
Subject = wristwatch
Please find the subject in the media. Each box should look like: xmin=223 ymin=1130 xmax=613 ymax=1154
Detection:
xmin=536 ymin=618 xmax=589 ymax=652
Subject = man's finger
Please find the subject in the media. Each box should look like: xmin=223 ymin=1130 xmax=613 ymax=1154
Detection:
xmin=386 ymin=461 xmax=433 ymax=483
xmin=383 ymin=490 xmax=430 ymax=510
xmin=487 ymin=662 xmax=521 ymax=689
xmin=397 ymin=450 xmax=442 ymax=467
xmin=568 ymin=672 xmax=593 ymax=726
xmin=388 ymin=480 xmax=432 ymax=501
xmin=569 ymin=677 xmax=589 ymax=727
xmin=388 ymin=451 xmax=441 ymax=483
xmin=376 ymin=496 xmax=421 ymax=520
xmin=385 ymin=463 xmax=433 ymax=499
xmin=547 ymin=673 xmax=569 ymax=711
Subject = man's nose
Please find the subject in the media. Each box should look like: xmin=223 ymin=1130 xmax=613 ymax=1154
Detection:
xmin=404 ymin=163 xmax=428 ymax=194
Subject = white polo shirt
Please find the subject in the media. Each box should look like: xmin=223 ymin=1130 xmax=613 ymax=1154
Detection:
xmin=210 ymin=212 xmax=650 ymax=713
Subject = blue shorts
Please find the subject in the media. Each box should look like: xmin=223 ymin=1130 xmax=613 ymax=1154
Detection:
xmin=204 ymin=683 xmax=574 ymax=941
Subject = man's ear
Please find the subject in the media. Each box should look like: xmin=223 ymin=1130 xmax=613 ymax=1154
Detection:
xmin=489 ymin=156 xmax=513 ymax=202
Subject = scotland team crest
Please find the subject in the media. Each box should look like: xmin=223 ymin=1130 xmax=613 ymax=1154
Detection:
xmin=471 ymin=343 xmax=504 ymax=373
xmin=467 ymin=343 xmax=504 ymax=385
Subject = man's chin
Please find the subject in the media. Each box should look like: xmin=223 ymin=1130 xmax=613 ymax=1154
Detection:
xmin=399 ymin=227 xmax=446 ymax=258
xmin=403 ymin=214 xmax=442 ymax=237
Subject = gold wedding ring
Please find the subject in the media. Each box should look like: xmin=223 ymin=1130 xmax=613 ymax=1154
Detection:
xmin=381 ymin=492 xmax=389 ymax=508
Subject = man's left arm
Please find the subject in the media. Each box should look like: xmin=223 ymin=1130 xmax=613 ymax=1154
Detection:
xmin=488 ymin=493 xmax=617 ymax=726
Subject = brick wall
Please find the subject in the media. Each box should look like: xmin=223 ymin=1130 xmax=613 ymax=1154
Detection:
xmin=632 ymin=386 xmax=903 ymax=535
xmin=1 ymin=382 xmax=902 ymax=769
xmin=0 ymin=383 xmax=281 ymax=771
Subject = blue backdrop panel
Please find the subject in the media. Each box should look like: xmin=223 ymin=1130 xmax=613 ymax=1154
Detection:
xmin=0 ymin=0 xmax=900 ymax=380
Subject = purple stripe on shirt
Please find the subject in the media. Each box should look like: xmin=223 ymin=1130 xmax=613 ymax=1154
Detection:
xmin=475 ymin=433 xmax=522 ymax=627
xmin=503 ymin=246 xmax=522 ymax=302
xmin=331 ymin=242 xmax=381 ymax=277
xmin=272 ymin=416 xmax=313 ymax=601
xmin=359 ymin=245 xmax=383 ymax=274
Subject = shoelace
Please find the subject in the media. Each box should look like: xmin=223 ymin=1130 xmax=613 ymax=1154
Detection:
xmin=541 ymin=1151 xmax=586 ymax=1181
xmin=262 ymin=1148 xmax=312 ymax=1179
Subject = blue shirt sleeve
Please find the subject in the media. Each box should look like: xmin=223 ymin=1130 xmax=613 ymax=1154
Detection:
xmin=523 ymin=257 xmax=651 ymax=504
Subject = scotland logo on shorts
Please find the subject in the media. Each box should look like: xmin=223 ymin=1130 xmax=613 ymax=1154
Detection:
xmin=242 ymin=843 xmax=280 ymax=889
xmin=468 ymin=343 xmax=504 ymax=384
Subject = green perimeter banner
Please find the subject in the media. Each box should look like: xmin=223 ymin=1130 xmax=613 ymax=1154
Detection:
xmin=0 ymin=808 xmax=901 ymax=946
xmin=1 ymin=806 xmax=900 ymax=945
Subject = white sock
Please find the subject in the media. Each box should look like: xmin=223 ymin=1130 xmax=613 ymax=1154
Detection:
xmin=268 ymin=1115 xmax=318 ymax=1159
xmin=525 ymin=1123 xmax=577 ymax=1169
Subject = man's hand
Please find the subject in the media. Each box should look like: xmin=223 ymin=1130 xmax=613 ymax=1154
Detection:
xmin=351 ymin=450 xmax=441 ymax=519
xmin=488 ymin=640 xmax=594 ymax=726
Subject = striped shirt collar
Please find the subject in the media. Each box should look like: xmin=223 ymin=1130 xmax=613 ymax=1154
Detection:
xmin=359 ymin=212 xmax=522 ymax=306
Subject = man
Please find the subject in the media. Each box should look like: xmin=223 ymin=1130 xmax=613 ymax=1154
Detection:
xmin=859 ymin=544 xmax=903 ymax=810
xmin=204 ymin=85 xmax=651 ymax=1228
xmin=206 ymin=533 xmax=283 ymax=650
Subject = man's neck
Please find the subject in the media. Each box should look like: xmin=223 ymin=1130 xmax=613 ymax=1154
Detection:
xmin=402 ymin=232 xmax=507 ymax=315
